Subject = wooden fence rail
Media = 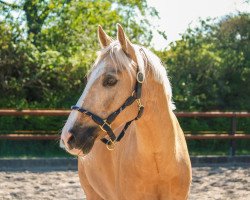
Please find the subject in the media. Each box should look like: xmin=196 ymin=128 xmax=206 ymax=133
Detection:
xmin=1 ymin=109 xmax=250 ymax=117
xmin=0 ymin=109 xmax=250 ymax=156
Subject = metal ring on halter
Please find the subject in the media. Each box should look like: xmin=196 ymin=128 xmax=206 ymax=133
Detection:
xmin=137 ymin=72 xmax=144 ymax=83
xmin=106 ymin=139 xmax=116 ymax=151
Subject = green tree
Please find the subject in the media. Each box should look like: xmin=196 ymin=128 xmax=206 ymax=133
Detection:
xmin=214 ymin=13 xmax=250 ymax=110
xmin=0 ymin=0 xmax=157 ymax=107
xmin=157 ymin=13 xmax=250 ymax=111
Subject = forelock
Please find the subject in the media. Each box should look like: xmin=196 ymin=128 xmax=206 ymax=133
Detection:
xmin=91 ymin=41 xmax=136 ymax=77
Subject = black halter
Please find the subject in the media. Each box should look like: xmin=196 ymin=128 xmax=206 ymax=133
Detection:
xmin=71 ymin=68 xmax=144 ymax=149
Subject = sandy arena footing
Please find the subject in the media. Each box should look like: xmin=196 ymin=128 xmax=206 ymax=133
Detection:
xmin=0 ymin=165 xmax=249 ymax=199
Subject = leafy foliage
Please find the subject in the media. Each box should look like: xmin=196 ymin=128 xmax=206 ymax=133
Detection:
xmin=0 ymin=0 xmax=156 ymax=107
xmin=0 ymin=2 xmax=249 ymax=156
xmin=157 ymin=13 xmax=250 ymax=111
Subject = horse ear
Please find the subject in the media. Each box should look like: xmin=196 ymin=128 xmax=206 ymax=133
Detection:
xmin=117 ymin=23 xmax=137 ymax=63
xmin=98 ymin=25 xmax=113 ymax=48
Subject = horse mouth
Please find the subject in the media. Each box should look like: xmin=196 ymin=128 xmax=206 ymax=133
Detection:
xmin=63 ymin=135 xmax=98 ymax=156
xmin=65 ymin=126 xmax=100 ymax=156
xmin=79 ymin=135 xmax=97 ymax=155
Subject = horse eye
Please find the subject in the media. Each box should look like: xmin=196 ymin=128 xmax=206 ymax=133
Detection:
xmin=103 ymin=75 xmax=118 ymax=87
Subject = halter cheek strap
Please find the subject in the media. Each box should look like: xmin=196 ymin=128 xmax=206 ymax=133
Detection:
xmin=71 ymin=70 xmax=144 ymax=150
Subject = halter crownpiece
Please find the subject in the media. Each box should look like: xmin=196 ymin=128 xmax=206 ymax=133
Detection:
xmin=71 ymin=49 xmax=146 ymax=150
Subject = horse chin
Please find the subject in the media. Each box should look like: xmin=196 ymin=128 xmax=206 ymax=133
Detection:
xmin=63 ymin=137 xmax=96 ymax=156
xmin=64 ymin=145 xmax=93 ymax=157
xmin=81 ymin=142 xmax=95 ymax=155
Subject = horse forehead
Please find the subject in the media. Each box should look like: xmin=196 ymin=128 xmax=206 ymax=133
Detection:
xmin=76 ymin=61 xmax=106 ymax=106
xmin=62 ymin=62 xmax=107 ymax=133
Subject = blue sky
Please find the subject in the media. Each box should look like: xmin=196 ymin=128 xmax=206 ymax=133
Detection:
xmin=147 ymin=0 xmax=250 ymax=49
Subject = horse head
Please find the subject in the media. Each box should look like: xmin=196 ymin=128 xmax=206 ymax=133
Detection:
xmin=60 ymin=24 xmax=144 ymax=156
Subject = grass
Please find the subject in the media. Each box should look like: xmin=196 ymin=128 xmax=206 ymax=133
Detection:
xmin=0 ymin=139 xmax=249 ymax=158
xmin=188 ymin=140 xmax=250 ymax=156
xmin=0 ymin=115 xmax=249 ymax=158
xmin=0 ymin=140 xmax=71 ymax=158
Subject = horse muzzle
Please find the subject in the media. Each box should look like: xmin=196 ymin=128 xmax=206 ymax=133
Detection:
xmin=61 ymin=125 xmax=99 ymax=155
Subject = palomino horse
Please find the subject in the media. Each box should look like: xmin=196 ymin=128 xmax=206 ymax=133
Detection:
xmin=60 ymin=24 xmax=192 ymax=200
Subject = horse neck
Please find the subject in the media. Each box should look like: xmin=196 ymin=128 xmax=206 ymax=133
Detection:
xmin=135 ymin=75 xmax=179 ymax=154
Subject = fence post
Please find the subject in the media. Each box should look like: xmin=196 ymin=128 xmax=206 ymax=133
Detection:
xmin=229 ymin=114 xmax=237 ymax=156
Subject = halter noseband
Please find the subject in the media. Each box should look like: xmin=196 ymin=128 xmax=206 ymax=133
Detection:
xmin=71 ymin=67 xmax=144 ymax=150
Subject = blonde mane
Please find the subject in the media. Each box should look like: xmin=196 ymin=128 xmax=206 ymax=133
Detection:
xmin=91 ymin=41 xmax=176 ymax=110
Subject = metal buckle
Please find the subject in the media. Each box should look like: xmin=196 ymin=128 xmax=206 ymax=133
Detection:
xmin=131 ymin=90 xmax=135 ymax=97
xmin=99 ymin=120 xmax=111 ymax=132
xmin=106 ymin=139 xmax=116 ymax=151
xmin=136 ymin=98 xmax=143 ymax=108
xmin=137 ymin=72 xmax=144 ymax=83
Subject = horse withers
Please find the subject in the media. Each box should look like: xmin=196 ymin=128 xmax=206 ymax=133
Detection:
xmin=60 ymin=24 xmax=192 ymax=200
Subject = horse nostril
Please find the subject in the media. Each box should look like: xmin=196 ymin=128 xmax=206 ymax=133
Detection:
xmin=67 ymin=133 xmax=76 ymax=150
